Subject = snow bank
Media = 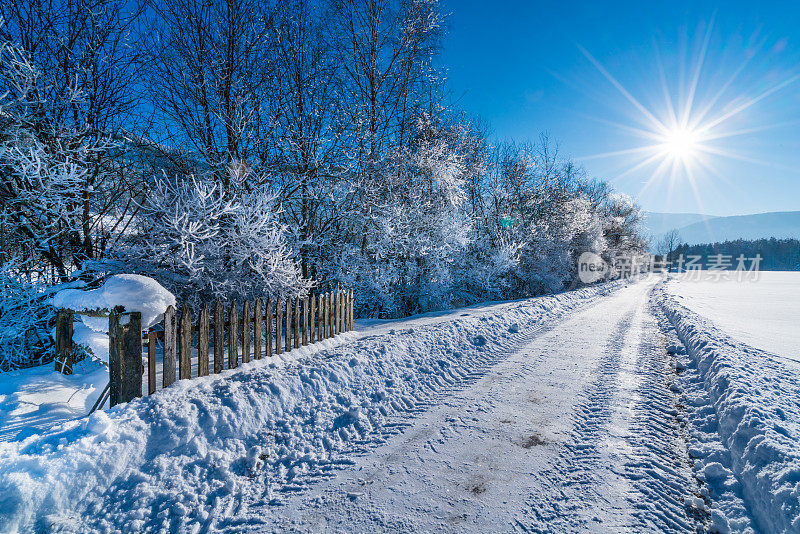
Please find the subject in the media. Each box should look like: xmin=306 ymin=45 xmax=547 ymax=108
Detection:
xmin=659 ymin=286 xmax=800 ymax=533
xmin=0 ymin=281 xmax=619 ymax=533
xmin=51 ymin=274 xmax=175 ymax=332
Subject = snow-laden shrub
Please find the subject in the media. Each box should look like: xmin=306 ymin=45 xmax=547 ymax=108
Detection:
xmin=0 ymin=258 xmax=57 ymax=371
xmin=108 ymin=175 xmax=310 ymax=308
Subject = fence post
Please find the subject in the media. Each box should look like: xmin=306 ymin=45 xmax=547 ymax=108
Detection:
xmin=350 ymin=289 xmax=354 ymax=331
xmin=163 ymin=305 xmax=177 ymax=387
xmin=309 ymin=294 xmax=316 ymax=343
xmin=108 ymin=308 xmax=143 ymax=406
xmin=285 ymin=298 xmax=292 ymax=352
xmin=179 ymin=304 xmax=192 ymax=380
xmin=333 ymin=291 xmax=338 ymax=336
xmin=322 ymin=293 xmax=331 ymax=339
xmin=276 ymin=298 xmax=283 ymax=355
xmin=242 ymin=300 xmax=251 ymax=364
xmin=337 ymin=289 xmax=343 ymax=334
xmin=266 ymin=297 xmax=273 ymax=356
xmin=229 ymin=301 xmax=239 ymax=369
xmin=294 ymin=297 xmax=300 ymax=349
xmin=54 ymin=309 xmax=74 ymax=374
xmin=302 ymin=296 xmax=309 ymax=346
xmin=253 ymin=298 xmax=262 ymax=360
xmin=213 ymin=299 xmax=224 ymax=374
xmin=198 ymin=305 xmax=209 ymax=377
xmin=345 ymin=290 xmax=350 ymax=331
xmin=147 ymin=332 xmax=156 ymax=394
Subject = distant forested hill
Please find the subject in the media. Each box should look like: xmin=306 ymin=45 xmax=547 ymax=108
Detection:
xmin=672 ymin=238 xmax=800 ymax=270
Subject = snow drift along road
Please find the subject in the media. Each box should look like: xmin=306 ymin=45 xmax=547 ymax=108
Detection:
xmin=660 ymin=286 xmax=800 ymax=533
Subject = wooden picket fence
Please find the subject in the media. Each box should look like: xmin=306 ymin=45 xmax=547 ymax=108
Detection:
xmin=55 ymin=288 xmax=354 ymax=408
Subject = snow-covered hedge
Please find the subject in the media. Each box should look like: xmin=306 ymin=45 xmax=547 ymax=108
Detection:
xmin=659 ymin=289 xmax=800 ymax=533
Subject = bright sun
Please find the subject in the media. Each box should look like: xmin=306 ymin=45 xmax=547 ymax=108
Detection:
xmin=661 ymin=127 xmax=700 ymax=160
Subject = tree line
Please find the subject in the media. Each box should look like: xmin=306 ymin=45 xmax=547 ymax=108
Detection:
xmin=0 ymin=0 xmax=647 ymax=368
xmin=672 ymin=238 xmax=800 ymax=271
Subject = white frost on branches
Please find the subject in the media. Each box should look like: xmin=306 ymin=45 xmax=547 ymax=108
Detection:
xmin=111 ymin=174 xmax=310 ymax=308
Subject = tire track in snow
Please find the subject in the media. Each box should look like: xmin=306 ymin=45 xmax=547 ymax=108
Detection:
xmin=516 ymin=288 xmax=703 ymax=533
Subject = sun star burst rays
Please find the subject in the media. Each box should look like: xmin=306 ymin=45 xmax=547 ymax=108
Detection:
xmin=576 ymin=24 xmax=800 ymax=205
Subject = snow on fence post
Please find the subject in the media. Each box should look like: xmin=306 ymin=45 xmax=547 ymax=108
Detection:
xmin=285 ymin=298 xmax=292 ymax=352
xmin=229 ymin=301 xmax=239 ymax=369
xmin=276 ymin=298 xmax=283 ymax=355
xmin=198 ymin=305 xmax=209 ymax=376
xmin=147 ymin=333 xmax=157 ymax=394
xmin=309 ymin=294 xmax=316 ymax=343
xmin=179 ymin=304 xmax=192 ymax=380
xmin=54 ymin=309 xmax=74 ymax=374
xmin=242 ymin=300 xmax=251 ymax=364
xmin=266 ymin=297 xmax=273 ymax=357
xmin=213 ymin=299 xmax=224 ymax=373
xmin=163 ymin=306 xmax=177 ymax=387
xmin=294 ymin=297 xmax=301 ymax=349
xmin=302 ymin=296 xmax=309 ymax=346
xmin=253 ymin=298 xmax=262 ymax=360
xmin=108 ymin=308 xmax=143 ymax=407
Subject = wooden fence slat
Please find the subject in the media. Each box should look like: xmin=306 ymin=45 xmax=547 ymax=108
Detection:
xmin=331 ymin=291 xmax=337 ymax=337
xmin=266 ymin=298 xmax=273 ymax=356
xmin=163 ymin=305 xmax=177 ymax=387
xmin=330 ymin=292 xmax=335 ymax=338
xmin=285 ymin=298 xmax=292 ymax=352
xmin=242 ymin=300 xmax=251 ymax=364
xmin=323 ymin=293 xmax=329 ymax=339
xmin=253 ymin=298 xmax=262 ymax=360
xmin=276 ymin=298 xmax=283 ymax=355
xmin=337 ymin=289 xmax=343 ymax=334
xmin=229 ymin=301 xmax=239 ymax=369
xmin=198 ymin=305 xmax=209 ymax=377
xmin=179 ymin=304 xmax=192 ymax=380
xmin=349 ymin=289 xmax=354 ymax=331
xmin=109 ymin=309 xmax=143 ymax=406
xmin=333 ymin=291 xmax=338 ymax=337
xmin=294 ymin=297 xmax=300 ymax=349
xmin=213 ymin=299 xmax=224 ymax=374
xmin=309 ymin=294 xmax=316 ymax=343
xmin=302 ymin=296 xmax=309 ymax=346
xmin=54 ymin=309 xmax=74 ymax=374
xmin=148 ymin=332 xmax=156 ymax=394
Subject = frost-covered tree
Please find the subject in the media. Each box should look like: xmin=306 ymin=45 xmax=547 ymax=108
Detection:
xmin=108 ymin=171 xmax=311 ymax=308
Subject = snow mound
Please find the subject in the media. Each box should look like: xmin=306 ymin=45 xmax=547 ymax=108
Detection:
xmin=51 ymin=274 xmax=176 ymax=332
xmin=659 ymin=287 xmax=800 ymax=533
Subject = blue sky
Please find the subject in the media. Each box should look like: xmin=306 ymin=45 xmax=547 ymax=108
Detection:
xmin=439 ymin=0 xmax=800 ymax=216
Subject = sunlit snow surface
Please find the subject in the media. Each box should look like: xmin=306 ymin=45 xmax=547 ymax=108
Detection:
xmin=666 ymin=271 xmax=800 ymax=362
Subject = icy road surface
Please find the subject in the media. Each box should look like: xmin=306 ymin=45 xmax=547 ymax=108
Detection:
xmin=229 ymin=278 xmax=702 ymax=533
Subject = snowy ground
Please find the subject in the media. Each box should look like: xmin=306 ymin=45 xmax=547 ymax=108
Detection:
xmin=1 ymin=273 xmax=798 ymax=532
xmin=666 ymin=271 xmax=800 ymax=362
xmin=660 ymin=272 xmax=800 ymax=533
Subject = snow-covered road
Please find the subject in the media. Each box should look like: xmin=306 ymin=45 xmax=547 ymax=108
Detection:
xmin=225 ymin=278 xmax=702 ymax=533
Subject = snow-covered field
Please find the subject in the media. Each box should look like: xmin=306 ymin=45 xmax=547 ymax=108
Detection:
xmin=666 ymin=271 xmax=800 ymax=362
xmin=660 ymin=272 xmax=800 ymax=533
